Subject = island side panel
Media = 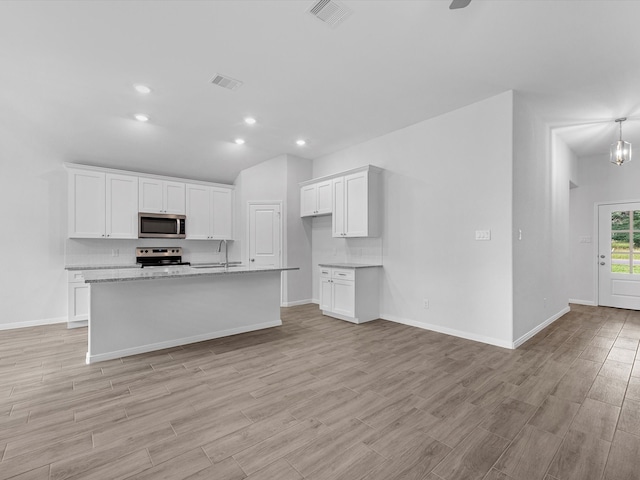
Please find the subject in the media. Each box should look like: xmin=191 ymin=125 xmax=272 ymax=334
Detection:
xmin=87 ymin=271 xmax=282 ymax=363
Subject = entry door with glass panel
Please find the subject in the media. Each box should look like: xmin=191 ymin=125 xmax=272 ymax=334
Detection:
xmin=598 ymin=202 xmax=640 ymax=309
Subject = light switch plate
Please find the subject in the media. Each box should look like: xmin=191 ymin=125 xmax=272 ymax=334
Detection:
xmin=475 ymin=230 xmax=491 ymax=241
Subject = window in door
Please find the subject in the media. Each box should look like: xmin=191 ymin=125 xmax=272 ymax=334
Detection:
xmin=610 ymin=210 xmax=640 ymax=274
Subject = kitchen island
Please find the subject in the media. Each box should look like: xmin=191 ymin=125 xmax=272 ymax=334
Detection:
xmin=82 ymin=265 xmax=298 ymax=363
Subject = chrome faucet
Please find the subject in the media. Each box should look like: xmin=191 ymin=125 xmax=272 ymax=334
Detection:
xmin=217 ymin=239 xmax=228 ymax=267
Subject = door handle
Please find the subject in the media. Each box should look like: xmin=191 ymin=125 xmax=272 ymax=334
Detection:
xmin=251 ymin=258 xmax=255 ymax=262
xmin=600 ymin=255 xmax=605 ymax=258
xmin=600 ymin=262 xmax=605 ymax=265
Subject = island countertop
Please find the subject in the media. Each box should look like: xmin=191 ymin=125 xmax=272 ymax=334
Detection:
xmin=82 ymin=265 xmax=299 ymax=284
xmin=318 ymin=263 xmax=383 ymax=269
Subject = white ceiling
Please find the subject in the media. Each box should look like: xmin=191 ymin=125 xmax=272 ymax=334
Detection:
xmin=1 ymin=0 xmax=639 ymax=184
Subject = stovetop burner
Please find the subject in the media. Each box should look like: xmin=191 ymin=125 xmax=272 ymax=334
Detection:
xmin=136 ymin=247 xmax=190 ymax=268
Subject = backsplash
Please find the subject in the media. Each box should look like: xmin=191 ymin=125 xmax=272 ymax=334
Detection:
xmin=310 ymin=216 xmax=383 ymax=266
xmin=65 ymin=238 xmax=235 ymax=266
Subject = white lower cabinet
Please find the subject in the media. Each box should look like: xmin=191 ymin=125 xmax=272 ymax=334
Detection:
xmin=319 ymin=266 xmax=380 ymax=323
xmin=67 ymin=271 xmax=89 ymax=328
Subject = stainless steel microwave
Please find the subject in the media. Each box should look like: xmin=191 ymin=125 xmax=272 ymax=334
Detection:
xmin=138 ymin=213 xmax=186 ymax=239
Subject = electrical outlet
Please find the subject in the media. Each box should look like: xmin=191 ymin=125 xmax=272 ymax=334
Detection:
xmin=423 ymin=299 xmax=429 ymax=309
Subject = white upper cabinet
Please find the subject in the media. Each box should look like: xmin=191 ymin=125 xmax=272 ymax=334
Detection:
xmin=300 ymin=180 xmax=332 ymax=217
xmin=185 ymin=183 xmax=234 ymax=240
xmin=185 ymin=184 xmax=211 ymax=240
xmin=68 ymin=168 xmax=137 ymax=239
xmin=68 ymin=169 xmax=106 ymax=238
xmin=332 ymin=167 xmax=381 ymax=238
xmin=105 ymin=173 xmax=139 ymax=239
xmin=139 ymin=177 xmax=185 ymax=214
xmin=211 ymin=187 xmax=233 ymax=240
xmin=300 ymin=165 xmax=381 ymax=237
xmin=67 ymin=164 xmax=234 ymax=241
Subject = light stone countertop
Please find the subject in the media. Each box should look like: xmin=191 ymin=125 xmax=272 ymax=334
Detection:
xmin=65 ymin=264 xmax=140 ymax=271
xmin=82 ymin=265 xmax=299 ymax=283
xmin=318 ymin=263 xmax=383 ymax=269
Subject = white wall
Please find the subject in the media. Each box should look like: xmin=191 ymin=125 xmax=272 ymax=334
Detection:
xmin=233 ymin=154 xmax=312 ymax=306
xmin=286 ymin=157 xmax=314 ymax=305
xmin=311 ymin=91 xmax=515 ymax=347
xmin=511 ymin=94 xmax=572 ymax=343
xmin=569 ymin=152 xmax=640 ymax=305
xmin=0 ymin=110 xmax=68 ymax=328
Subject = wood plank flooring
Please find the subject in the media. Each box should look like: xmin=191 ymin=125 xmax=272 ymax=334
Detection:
xmin=1 ymin=303 xmax=639 ymax=479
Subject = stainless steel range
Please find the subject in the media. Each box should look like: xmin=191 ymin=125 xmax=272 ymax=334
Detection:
xmin=136 ymin=247 xmax=190 ymax=268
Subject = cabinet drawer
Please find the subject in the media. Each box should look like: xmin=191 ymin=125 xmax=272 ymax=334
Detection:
xmin=332 ymin=269 xmax=354 ymax=281
xmin=68 ymin=271 xmax=85 ymax=283
xmin=320 ymin=267 xmax=331 ymax=278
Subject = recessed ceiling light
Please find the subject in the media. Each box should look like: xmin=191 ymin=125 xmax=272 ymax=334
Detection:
xmin=244 ymin=117 xmax=256 ymax=125
xmin=134 ymin=114 xmax=149 ymax=122
xmin=235 ymin=138 xmax=245 ymax=145
xmin=296 ymin=139 xmax=307 ymax=146
xmin=134 ymin=84 xmax=151 ymax=94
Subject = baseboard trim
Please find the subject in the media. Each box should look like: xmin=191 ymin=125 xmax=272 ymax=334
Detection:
xmin=87 ymin=319 xmax=282 ymax=364
xmin=512 ymin=306 xmax=570 ymax=348
xmin=281 ymin=299 xmax=314 ymax=307
xmin=0 ymin=316 xmax=67 ymax=331
xmin=568 ymin=299 xmax=596 ymax=306
xmin=379 ymin=313 xmax=513 ymax=350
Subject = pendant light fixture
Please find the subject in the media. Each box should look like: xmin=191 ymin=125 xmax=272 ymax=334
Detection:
xmin=610 ymin=117 xmax=632 ymax=166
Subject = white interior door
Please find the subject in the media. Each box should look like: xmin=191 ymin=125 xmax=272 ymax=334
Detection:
xmin=598 ymin=202 xmax=640 ymax=309
xmin=249 ymin=203 xmax=281 ymax=268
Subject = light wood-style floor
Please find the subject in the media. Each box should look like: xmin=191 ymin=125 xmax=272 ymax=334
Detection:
xmin=1 ymin=304 xmax=639 ymax=480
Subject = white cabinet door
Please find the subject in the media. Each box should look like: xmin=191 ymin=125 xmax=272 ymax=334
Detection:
xmin=186 ymin=184 xmax=212 ymax=239
xmin=301 ymin=180 xmax=333 ymax=217
xmin=211 ymin=187 xmax=233 ymax=240
xmin=68 ymin=282 xmax=89 ymax=323
xmin=68 ymin=169 xmax=106 ymax=238
xmin=344 ymin=171 xmax=368 ymax=237
xmin=332 ymin=177 xmax=345 ymax=237
xmin=332 ymin=170 xmax=377 ymax=238
xmin=300 ymin=184 xmax=318 ymax=217
xmin=186 ymin=185 xmax=233 ymax=240
xmin=320 ymin=277 xmax=333 ymax=311
xmin=316 ymin=180 xmax=333 ymax=215
xmin=331 ymin=279 xmax=355 ymax=317
xmin=67 ymin=271 xmax=89 ymax=325
xmin=164 ymin=181 xmax=186 ymax=214
xmin=139 ymin=178 xmax=185 ymax=214
xmin=139 ymin=177 xmax=164 ymax=213
xmin=106 ymin=173 xmax=138 ymax=239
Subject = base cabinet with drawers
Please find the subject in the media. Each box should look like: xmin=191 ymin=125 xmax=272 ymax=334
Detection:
xmin=67 ymin=271 xmax=89 ymax=328
xmin=319 ymin=265 xmax=381 ymax=324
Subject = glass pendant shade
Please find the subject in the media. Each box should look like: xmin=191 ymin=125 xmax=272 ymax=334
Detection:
xmin=611 ymin=140 xmax=632 ymax=166
xmin=610 ymin=117 xmax=632 ymax=166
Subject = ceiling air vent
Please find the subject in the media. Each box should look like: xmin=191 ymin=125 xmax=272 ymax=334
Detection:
xmin=210 ymin=74 xmax=243 ymax=91
xmin=308 ymin=0 xmax=352 ymax=28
